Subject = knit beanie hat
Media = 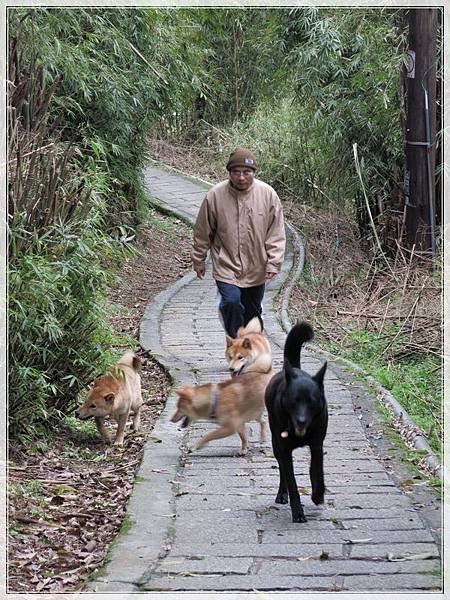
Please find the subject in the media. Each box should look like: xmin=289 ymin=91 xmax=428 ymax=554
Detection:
xmin=226 ymin=147 xmax=257 ymax=172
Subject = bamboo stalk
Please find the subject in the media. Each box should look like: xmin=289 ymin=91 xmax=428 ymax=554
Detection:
xmin=400 ymin=242 xmax=416 ymax=309
xmin=379 ymin=298 xmax=392 ymax=333
xmin=382 ymin=290 xmax=423 ymax=355
xmin=353 ymin=143 xmax=397 ymax=281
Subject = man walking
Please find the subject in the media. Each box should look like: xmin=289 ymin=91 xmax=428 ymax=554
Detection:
xmin=191 ymin=147 xmax=286 ymax=338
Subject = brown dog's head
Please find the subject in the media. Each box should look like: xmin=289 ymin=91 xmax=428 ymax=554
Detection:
xmin=170 ymin=387 xmax=194 ymax=428
xmin=78 ymin=375 xmax=119 ymax=420
xmin=226 ymin=336 xmax=255 ymax=377
xmin=225 ymin=317 xmax=268 ymax=377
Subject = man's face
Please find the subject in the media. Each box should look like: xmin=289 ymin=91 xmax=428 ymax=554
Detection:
xmin=229 ymin=168 xmax=255 ymax=191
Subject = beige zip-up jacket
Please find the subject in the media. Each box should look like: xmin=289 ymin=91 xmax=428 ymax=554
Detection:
xmin=192 ymin=178 xmax=286 ymax=287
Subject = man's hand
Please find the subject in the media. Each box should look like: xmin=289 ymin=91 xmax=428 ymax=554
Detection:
xmin=195 ymin=265 xmax=205 ymax=279
xmin=265 ymin=272 xmax=276 ymax=281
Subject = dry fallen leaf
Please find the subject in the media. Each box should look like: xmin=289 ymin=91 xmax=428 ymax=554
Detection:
xmin=35 ymin=578 xmax=52 ymax=592
xmin=387 ymin=552 xmax=436 ymax=562
xmin=84 ymin=541 xmax=96 ymax=553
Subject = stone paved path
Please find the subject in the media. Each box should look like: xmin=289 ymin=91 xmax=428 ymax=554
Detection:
xmin=89 ymin=166 xmax=442 ymax=594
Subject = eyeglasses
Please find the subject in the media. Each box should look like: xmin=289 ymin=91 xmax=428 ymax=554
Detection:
xmin=230 ymin=169 xmax=254 ymax=177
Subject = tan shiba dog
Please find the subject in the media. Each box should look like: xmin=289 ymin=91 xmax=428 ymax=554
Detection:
xmin=226 ymin=317 xmax=272 ymax=377
xmin=171 ymin=371 xmax=273 ymax=455
xmin=78 ymin=351 xmax=143 ymax=446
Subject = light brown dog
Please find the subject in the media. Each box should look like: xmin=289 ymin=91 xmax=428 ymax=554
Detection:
xmin=226 ymin=317 xmax=272 ymax=377
xmin=171 ymin=371 xmax=273 ymax=455
xmin=78 ymin=351 xmax=143 ymax=446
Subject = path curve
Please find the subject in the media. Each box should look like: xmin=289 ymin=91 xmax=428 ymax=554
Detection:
xmin=88 ymin=165 xmax=442 ymax=594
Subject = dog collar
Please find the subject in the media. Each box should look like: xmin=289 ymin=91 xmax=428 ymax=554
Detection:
xmin=209 ymin=384 xmax=219 ymax=419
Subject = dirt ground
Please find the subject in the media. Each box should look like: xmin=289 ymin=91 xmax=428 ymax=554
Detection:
xmin=7 ymin=210 xmax=193 ymax=593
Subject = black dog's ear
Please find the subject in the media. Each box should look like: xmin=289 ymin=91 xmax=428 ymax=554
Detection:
xmin=284 ymin=359 xmax=297 ymax=382
xmin=313 ymin=361 xmax=327 ymax=389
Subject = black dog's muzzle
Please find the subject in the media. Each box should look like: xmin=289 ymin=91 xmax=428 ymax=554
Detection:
xmin=293 ymin=418 xmax=308 ymax=437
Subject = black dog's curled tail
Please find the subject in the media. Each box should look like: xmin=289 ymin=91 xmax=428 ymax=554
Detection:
xmin=284 ymin=322 xmax=314 ymax=369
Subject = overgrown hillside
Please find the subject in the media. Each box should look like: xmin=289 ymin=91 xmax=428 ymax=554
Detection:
xmin=8 ymin=6 xmax=441 ymax=460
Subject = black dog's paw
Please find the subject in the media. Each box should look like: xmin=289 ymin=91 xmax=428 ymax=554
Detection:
xmin=311 ymin=492 xmax=324 ymax=505
xmin=275 ymin=492 xmax=289 ymax=504
xmin=292 ymin=512 xmax=307 ymax=523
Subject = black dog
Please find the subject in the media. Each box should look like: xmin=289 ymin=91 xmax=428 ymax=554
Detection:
xmin=265 ymin=322 xmax=328 ymax=522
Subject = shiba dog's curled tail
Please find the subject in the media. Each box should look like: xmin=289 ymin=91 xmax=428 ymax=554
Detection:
xmin=117 ymin=350 xmax=141 ymax=372
xmin=283 ymin=322 xmax=314 ymax=369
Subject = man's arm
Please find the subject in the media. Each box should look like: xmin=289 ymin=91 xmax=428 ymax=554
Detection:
xmin=265 ymin=194 xmax=286 ymax=277
xmin=191 ymin=196 xmax=216 ymax=278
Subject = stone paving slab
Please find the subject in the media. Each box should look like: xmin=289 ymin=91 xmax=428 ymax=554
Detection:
xmin=155 ymin=557 xmax=440 ymax=577
xmin=88 ymin=165 xmax=442 ymax=595
xmin=140 ymin=572 xmax=441 ymax=592
xmin=158 ymin=540 xmax=440 ymax=559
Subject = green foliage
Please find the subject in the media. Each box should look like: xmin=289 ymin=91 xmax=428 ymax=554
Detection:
xmin=8 ymin=214 xmax=121 ymax=437
xmin=283 ymin=8 xmax=407 ymax=239
xmin=187 ymin=9 xmax=286 ymax=126
xmin=145 ymin=208 xmax=183 ymax=238
xmin=326 ymin=326 xmax=442 ymax=455
xmin=58 ymin=442 xmax=106 ymax=462
xmin=9 ymin=7 xmax=210 ymax=220
xmin=63 ymin=415 xmax=99 ymax=442
xmin=8 ymin=31 xmax=113 ymax=440
xmin=7 ymin=7 xmax=211 ymax=441
xmin=170 ymin=8 xmax=408 ymax=249
xmin=9 ymin=480 xmax=44 ymax=500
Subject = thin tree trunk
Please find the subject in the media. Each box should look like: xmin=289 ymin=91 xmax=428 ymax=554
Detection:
xmin=404 ymin=8 xmax=438 ymax=254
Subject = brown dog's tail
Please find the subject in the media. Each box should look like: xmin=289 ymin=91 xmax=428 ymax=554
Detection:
xmin=117 ymin=351 xmax=141 ymax=372
xmin=237 ymin=316 xmax=262 ymax=337
xmin=284 ymin=322 xmax=314 ymax=369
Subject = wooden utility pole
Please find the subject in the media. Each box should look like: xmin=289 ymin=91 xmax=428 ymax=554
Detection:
xmin=404 ymin=8 xmax=438 ymax=255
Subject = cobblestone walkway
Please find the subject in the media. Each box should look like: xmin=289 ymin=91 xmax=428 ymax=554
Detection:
xmin=89 ymin=166 xmax=442 ymax=594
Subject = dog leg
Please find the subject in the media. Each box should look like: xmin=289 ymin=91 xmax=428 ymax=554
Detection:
xmin=258 ymin=418 xmax=268 ymax=443
xmin=113 ymin=413 xmax=128 ymax=446
xmin=274 ymin=462 xmax=289 ymax=505
xmin=274 ymin=445 xmax=306 ymax=522
xmin=284 ymin=455 xmax=307 ymax=523
xmin=132 ymin=405 xmax=142 ymax=432
xmin=237 ymin=426 xmax=249 ymax=456
xmin=309 ymin=443 xmax=325 ymax=505
xmin=95 ymin=417 xmax=111 ymax=444
xmin=272 ymin=438 xmax=288 ymax=503
xmin=190 ymin=425 xmax=235 ymax=453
